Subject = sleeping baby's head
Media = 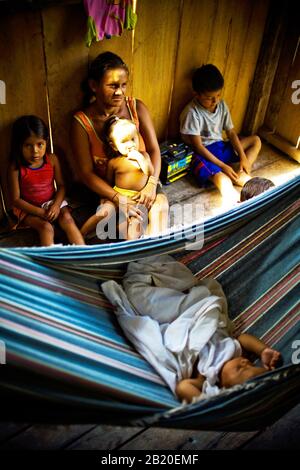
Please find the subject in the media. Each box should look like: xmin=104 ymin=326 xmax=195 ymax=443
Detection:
xmin=240 ymin=177 xmax=275 ymax=202
xmin=219 ymin=356 xmax=266 ymax=388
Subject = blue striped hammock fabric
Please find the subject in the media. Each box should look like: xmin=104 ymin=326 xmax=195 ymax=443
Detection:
xmin=0 ymin=176 xmax=300 ymax=430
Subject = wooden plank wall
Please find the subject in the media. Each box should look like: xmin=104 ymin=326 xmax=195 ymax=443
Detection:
xmin=0 ymin=0 xmax=270 ymax=218
xmin=168 ymin=0 xmax=269 ymax=137
xmin=0 ymin=10 xmax=49 ymax=220
xmin=264 ymin=12 xmax=300 ymax=147
xmin=247 ymin=4 xmax=300 ymax=162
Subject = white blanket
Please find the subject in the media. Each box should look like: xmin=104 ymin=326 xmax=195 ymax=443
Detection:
xmin=101 ymin=255 xmax=241 ymax=397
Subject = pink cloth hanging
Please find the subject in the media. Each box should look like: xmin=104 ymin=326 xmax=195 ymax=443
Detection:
xmin=84 ymin=0 xmax=137 ymax=46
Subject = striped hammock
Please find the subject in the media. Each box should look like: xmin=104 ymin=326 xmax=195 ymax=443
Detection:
xmin=0 ymin=175 xmax=299 ymax=430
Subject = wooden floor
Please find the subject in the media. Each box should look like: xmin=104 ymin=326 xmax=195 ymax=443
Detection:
xmin=0 ymin=403 xmax=299 ymax=450
xmin=0 ymin=142 xmax=299 ymax=450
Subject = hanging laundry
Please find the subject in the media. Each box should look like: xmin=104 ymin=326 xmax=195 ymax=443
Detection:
xmin=84 ymin=0 xmax=137 ymax=47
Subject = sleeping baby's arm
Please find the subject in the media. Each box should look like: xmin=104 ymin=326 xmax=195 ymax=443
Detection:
xmin=237 ymin=333 xmax=281 ymax=370
xmin=175 ymin=374 xmax=205 ymax=403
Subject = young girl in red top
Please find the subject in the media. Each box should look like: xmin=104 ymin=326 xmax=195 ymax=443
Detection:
xmin=8 ymin=115 xmax=85 ymax=246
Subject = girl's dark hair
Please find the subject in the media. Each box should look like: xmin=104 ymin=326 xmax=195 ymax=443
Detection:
xmin=10 ymin=115 xmax=49 ymax=167
xmin=101 ymin=115 xmax=125 ymax=159
xmin=102 ymin=115 xmax=121 ymax=142
xmin=81 ymin=51 xmax=129 ymax=108
xmin=192 ymin=64 xmax=224 ymax=93
xmin=240 ymin=177 xmax=275 ymax=202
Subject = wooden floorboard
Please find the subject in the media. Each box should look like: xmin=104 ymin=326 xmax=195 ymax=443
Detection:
xmin=2 ymin=405 xmax=300 ymax=450
xmin=242 ymin=403 xmax=300 ymax=450
xmin=0 ymin=424 xmax=97 ymax=450
xmin=65 ymin=425 xmax=146 ymax=451
xmin=0 ymin=423 xmax=31 ymax=443
xmin=2 ymin=404 xmax=300 ymax=450
xmin=118 ymin=428 xmax=260 ymax=451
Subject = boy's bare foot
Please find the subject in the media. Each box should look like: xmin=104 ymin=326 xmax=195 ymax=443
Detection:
xmin=235 ymin=171 xmax=252 ymax=187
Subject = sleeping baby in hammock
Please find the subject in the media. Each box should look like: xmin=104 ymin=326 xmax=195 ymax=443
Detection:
xmin=101 ymin=255 xmax=281 ymax=403
xmin=175 ymin=332 xmax=281 ymax=403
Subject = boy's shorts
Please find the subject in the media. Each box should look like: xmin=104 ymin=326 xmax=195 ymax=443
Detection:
xmin=191 ymin=141 xmax=239 ymax=186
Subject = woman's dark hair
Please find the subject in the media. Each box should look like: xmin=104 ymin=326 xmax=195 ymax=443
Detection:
xmin=81 ymin=51 xmax=129 ymax=108
xmin=10 ymin=115 xmax=49 ymax=167
xmin=240 ymin=177 xmax=275 ymax=202
xmin=192 ymin=64 xmax=224 ymax=93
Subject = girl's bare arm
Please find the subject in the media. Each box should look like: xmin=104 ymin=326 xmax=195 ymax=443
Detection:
xmin=50 ymin=154 xmax=66 ymax=207
xmin=8 ymin=164 xmax=46 ymax=218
